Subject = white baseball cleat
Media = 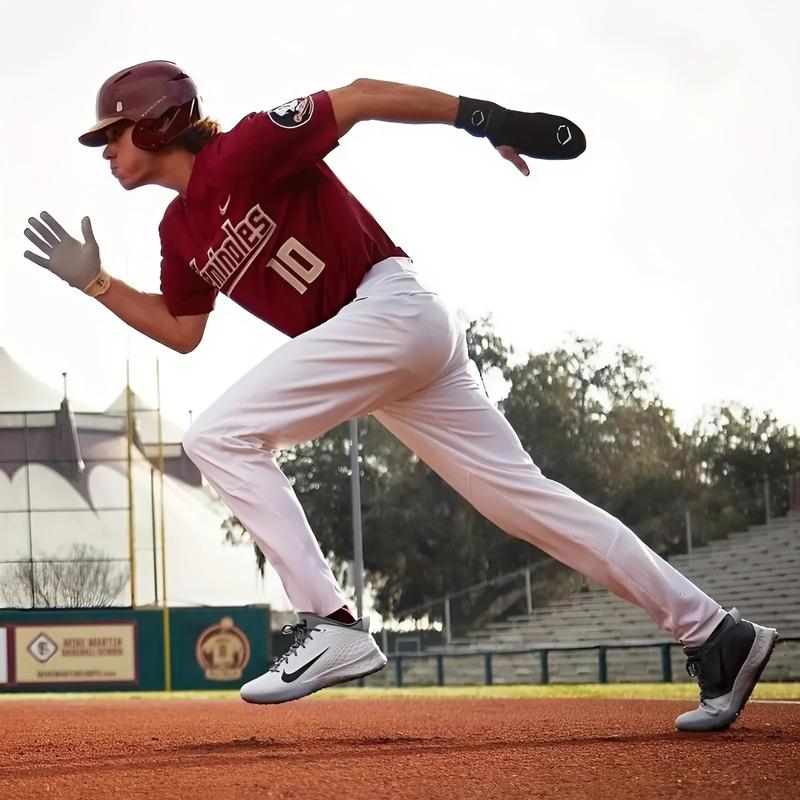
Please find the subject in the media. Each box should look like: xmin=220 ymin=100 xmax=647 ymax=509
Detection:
xmin=675 ymin=607 xmax=779 ymax=732
xmin=240 ymin=613 xmax=387 ymax=704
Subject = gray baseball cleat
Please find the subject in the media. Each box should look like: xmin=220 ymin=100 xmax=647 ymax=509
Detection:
xmin=676 ymin=608 xmax=779 ymax=732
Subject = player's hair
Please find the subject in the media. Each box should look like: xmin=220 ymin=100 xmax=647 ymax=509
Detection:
xmin=173 ymin=117 xmax=221 ymax=152
xmin=148 ymin=105 xmax=221 ymax=153
xmin=168 ymin=116 xmax=221 ymax=153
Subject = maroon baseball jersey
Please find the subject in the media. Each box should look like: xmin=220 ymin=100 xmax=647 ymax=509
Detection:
xmin=159 ymin=90 xmax=407 ymax=337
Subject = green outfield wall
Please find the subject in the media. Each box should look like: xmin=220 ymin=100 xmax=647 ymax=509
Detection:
xmin=0 ymin=606 xmax=270 ymax=693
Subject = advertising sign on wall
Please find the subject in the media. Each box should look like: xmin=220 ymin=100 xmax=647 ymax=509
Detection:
xmin=195 ymin=616 xmax=251 ymax=681
xmin=14 ymin=622 xmax=137 ymax=686
xmin=0 ymin=628 xmax=7 ymax=684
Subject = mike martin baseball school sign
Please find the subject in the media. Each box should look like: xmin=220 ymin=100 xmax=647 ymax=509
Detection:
xmin=13 ymin=622 xmax=138 ymax=686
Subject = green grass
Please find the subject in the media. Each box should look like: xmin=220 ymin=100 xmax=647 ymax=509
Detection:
xmin=2 ymin=683 xmax=799 ymax=702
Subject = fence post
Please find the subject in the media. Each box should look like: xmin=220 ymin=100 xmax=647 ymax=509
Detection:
xmin=395 ymin=656 xmax=403 ymax=688
xmin=685 ymin=507 xmax=693 ymax=555
xmin=484 ymin=652 xmax=493 ymax=685
xmin=539 ymin=649 xmax=549 ymax=685
xmin=525 ymin=568 xmax=533 ymax=614
xmin=597 ymin=646 xmax=608 ymax=684
xmin=660 ymin=643 xmax=673 ymax=683
xmin=436 ymin=654 xmax=445 ymax=686
xmin=444 ymin=595 xmax=452 ymax=645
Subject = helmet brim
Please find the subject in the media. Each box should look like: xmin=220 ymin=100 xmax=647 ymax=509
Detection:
xmin=78 ymin=116 xmax=126 ymax=147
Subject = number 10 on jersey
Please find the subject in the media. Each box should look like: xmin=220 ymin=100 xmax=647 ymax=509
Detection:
xmin=267 ymin=237 xmax=325 ymax=294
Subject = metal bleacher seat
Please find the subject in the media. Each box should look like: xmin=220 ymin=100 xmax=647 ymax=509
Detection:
xmin=434 ymin=518 xmax=800 ymax=683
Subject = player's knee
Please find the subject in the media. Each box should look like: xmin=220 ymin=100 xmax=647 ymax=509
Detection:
xmin=181 ymin=424 xmax=202 ymax=463
xmin=183 ymin=412 xmax=281 ymax=465
xmin=182 ymin=415 xmax=222 ymax=463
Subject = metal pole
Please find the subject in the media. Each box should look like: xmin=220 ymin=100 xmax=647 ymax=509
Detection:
xmin=685 ymin=507 xmax=693 ymax=555
xmin=444 ymin=595 xmax=452 ymax=645
xmin=156 ymin=360 xmax=172 ymax=692
xmin=125 ymin=361 xmax=137 ymax=607
xmin=525 ymin=568 xmax=533 ymax=614
xmin=150 ymin=467 xmax=158 ymax=605
xmin=23 ymin=414 xmax=34 ymax=608
xmin=349 ymin=418 xmax=364 ymax=619
xmin=764 ymin=476 xmax=771 ymax=524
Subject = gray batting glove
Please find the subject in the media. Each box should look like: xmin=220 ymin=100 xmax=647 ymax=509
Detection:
xmin=23 ymin=212 xmax=104 ymax=292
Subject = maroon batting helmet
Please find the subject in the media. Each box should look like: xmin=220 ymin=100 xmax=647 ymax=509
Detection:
xmin=79 ymin=60 xmax=202 ymax=150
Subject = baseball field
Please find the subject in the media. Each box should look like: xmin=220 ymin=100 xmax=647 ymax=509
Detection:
xmin=2 ymin=684 xmax=798 ymax=799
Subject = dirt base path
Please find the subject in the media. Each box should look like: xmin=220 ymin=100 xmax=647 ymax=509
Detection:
xmin=1 ymin=697 xmax=797 ymax=799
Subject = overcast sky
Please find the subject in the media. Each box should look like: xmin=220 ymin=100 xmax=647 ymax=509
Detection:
xmin=1 ymin=0 xmax=797 ymax=434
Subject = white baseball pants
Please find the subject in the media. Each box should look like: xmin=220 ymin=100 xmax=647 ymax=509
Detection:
xmin=183 ymin=257 xmax=725 ymax=647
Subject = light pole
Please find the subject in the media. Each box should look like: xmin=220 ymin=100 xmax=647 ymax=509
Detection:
xmin=349 ymin=418 xmax=365 ymax=618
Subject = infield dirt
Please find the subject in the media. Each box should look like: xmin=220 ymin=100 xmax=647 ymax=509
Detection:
xmin=1 ymin=696 xmax=797 ymax=799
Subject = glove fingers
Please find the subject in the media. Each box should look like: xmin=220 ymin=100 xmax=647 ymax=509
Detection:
xmin=81 ymin=216 xmax=97 ymax=248
xmin=28 ymin=216 xmax=61 ymax=247
xmin=23 ymin=227 xmax=53 ymax=255
xmin=39 ymin=211 xmax=69 ymax=240
xmin=23 ymin=250 xmax=51 ymax=268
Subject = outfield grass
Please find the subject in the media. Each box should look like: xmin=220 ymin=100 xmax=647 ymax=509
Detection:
xmin=2 ymin=682 xmax=798 ymax=702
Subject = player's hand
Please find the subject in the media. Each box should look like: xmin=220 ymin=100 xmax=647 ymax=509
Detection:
xmin=496 ymin=145 xmax=530 ymax=177
xmin=23 ymin=212 xmax=102 ymax=291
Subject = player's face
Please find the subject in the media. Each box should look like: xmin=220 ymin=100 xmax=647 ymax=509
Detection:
xmin=102 ymin=122 xmax=157 ymax=190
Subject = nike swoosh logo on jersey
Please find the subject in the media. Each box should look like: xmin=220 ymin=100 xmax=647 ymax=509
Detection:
xmin=219 ymin=195 xmax=231 ymax=215
xmin=281 ymin=647 xmax=330 ymax=683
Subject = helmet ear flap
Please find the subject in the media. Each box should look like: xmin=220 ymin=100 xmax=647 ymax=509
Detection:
xmin=131 ymin=98 xmax=200 ymax=150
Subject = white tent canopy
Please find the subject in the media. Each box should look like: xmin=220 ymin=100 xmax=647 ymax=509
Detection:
xmin=0 ymin=346 xmax=292 ymax=611
xmin=0 ymin=348 xmax=65 ymax=412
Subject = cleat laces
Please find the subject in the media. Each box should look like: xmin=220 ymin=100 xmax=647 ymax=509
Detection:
xmin=268 ymin=622 xmax=313 ymax=673
xmin=685 ymin=653 xmax=711 ymax=701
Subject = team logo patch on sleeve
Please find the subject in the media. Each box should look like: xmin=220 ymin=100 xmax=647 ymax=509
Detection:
xmin=268 ymin=96 xmax=315 ymax=128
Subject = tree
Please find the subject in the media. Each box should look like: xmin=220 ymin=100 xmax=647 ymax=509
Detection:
xmin=690 ymin=404 xmax=800 ymax=526
xmin=0 ymin=544 xmax=129 ymax=608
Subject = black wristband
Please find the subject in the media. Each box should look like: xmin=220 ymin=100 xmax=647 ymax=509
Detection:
xmin=454 ymin=96 xmax=506 ymax=137
xmin=455 ymin=96 xmax=586 ymax=160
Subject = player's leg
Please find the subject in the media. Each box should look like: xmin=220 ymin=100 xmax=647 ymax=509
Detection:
xmin=375 ymin=355 xmax=725 ymax=645
xmin=182 ymin=258 xmax=463 ymax=702
xmin=182 ymin=260 xmax=457 ymax=613
xmin=373 ymin=337 xmax=777 ymax=730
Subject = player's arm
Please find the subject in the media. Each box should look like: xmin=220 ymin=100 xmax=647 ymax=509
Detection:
xmin=23 ymin=212 xmax=208 ymax=354
xmin=328 ymin=79 xmax=459 ymax=134
xmin=96 ymin=280 xmax=209 ymax=354
xmin=328 ymin=78 xmax=586 ymax=176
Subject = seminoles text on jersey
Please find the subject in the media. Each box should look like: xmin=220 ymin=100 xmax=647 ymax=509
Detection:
xmin=189 ymin=204 xmax=276 ymax=296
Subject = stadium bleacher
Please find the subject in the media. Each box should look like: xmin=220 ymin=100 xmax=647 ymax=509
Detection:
xmin=371 ymin=516 xmax=800 ymax=685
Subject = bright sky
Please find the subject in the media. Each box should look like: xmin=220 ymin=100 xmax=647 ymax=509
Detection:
xmin=1 ymin=1 xmax=797 ymax=434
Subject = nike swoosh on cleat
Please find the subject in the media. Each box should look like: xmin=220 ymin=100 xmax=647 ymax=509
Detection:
xmin=281 ymin=648 xmax=330 ymax=683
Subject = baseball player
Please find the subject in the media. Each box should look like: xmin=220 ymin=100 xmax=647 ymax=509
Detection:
xmin=24 ymin=61 xmax=777 ymax=731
